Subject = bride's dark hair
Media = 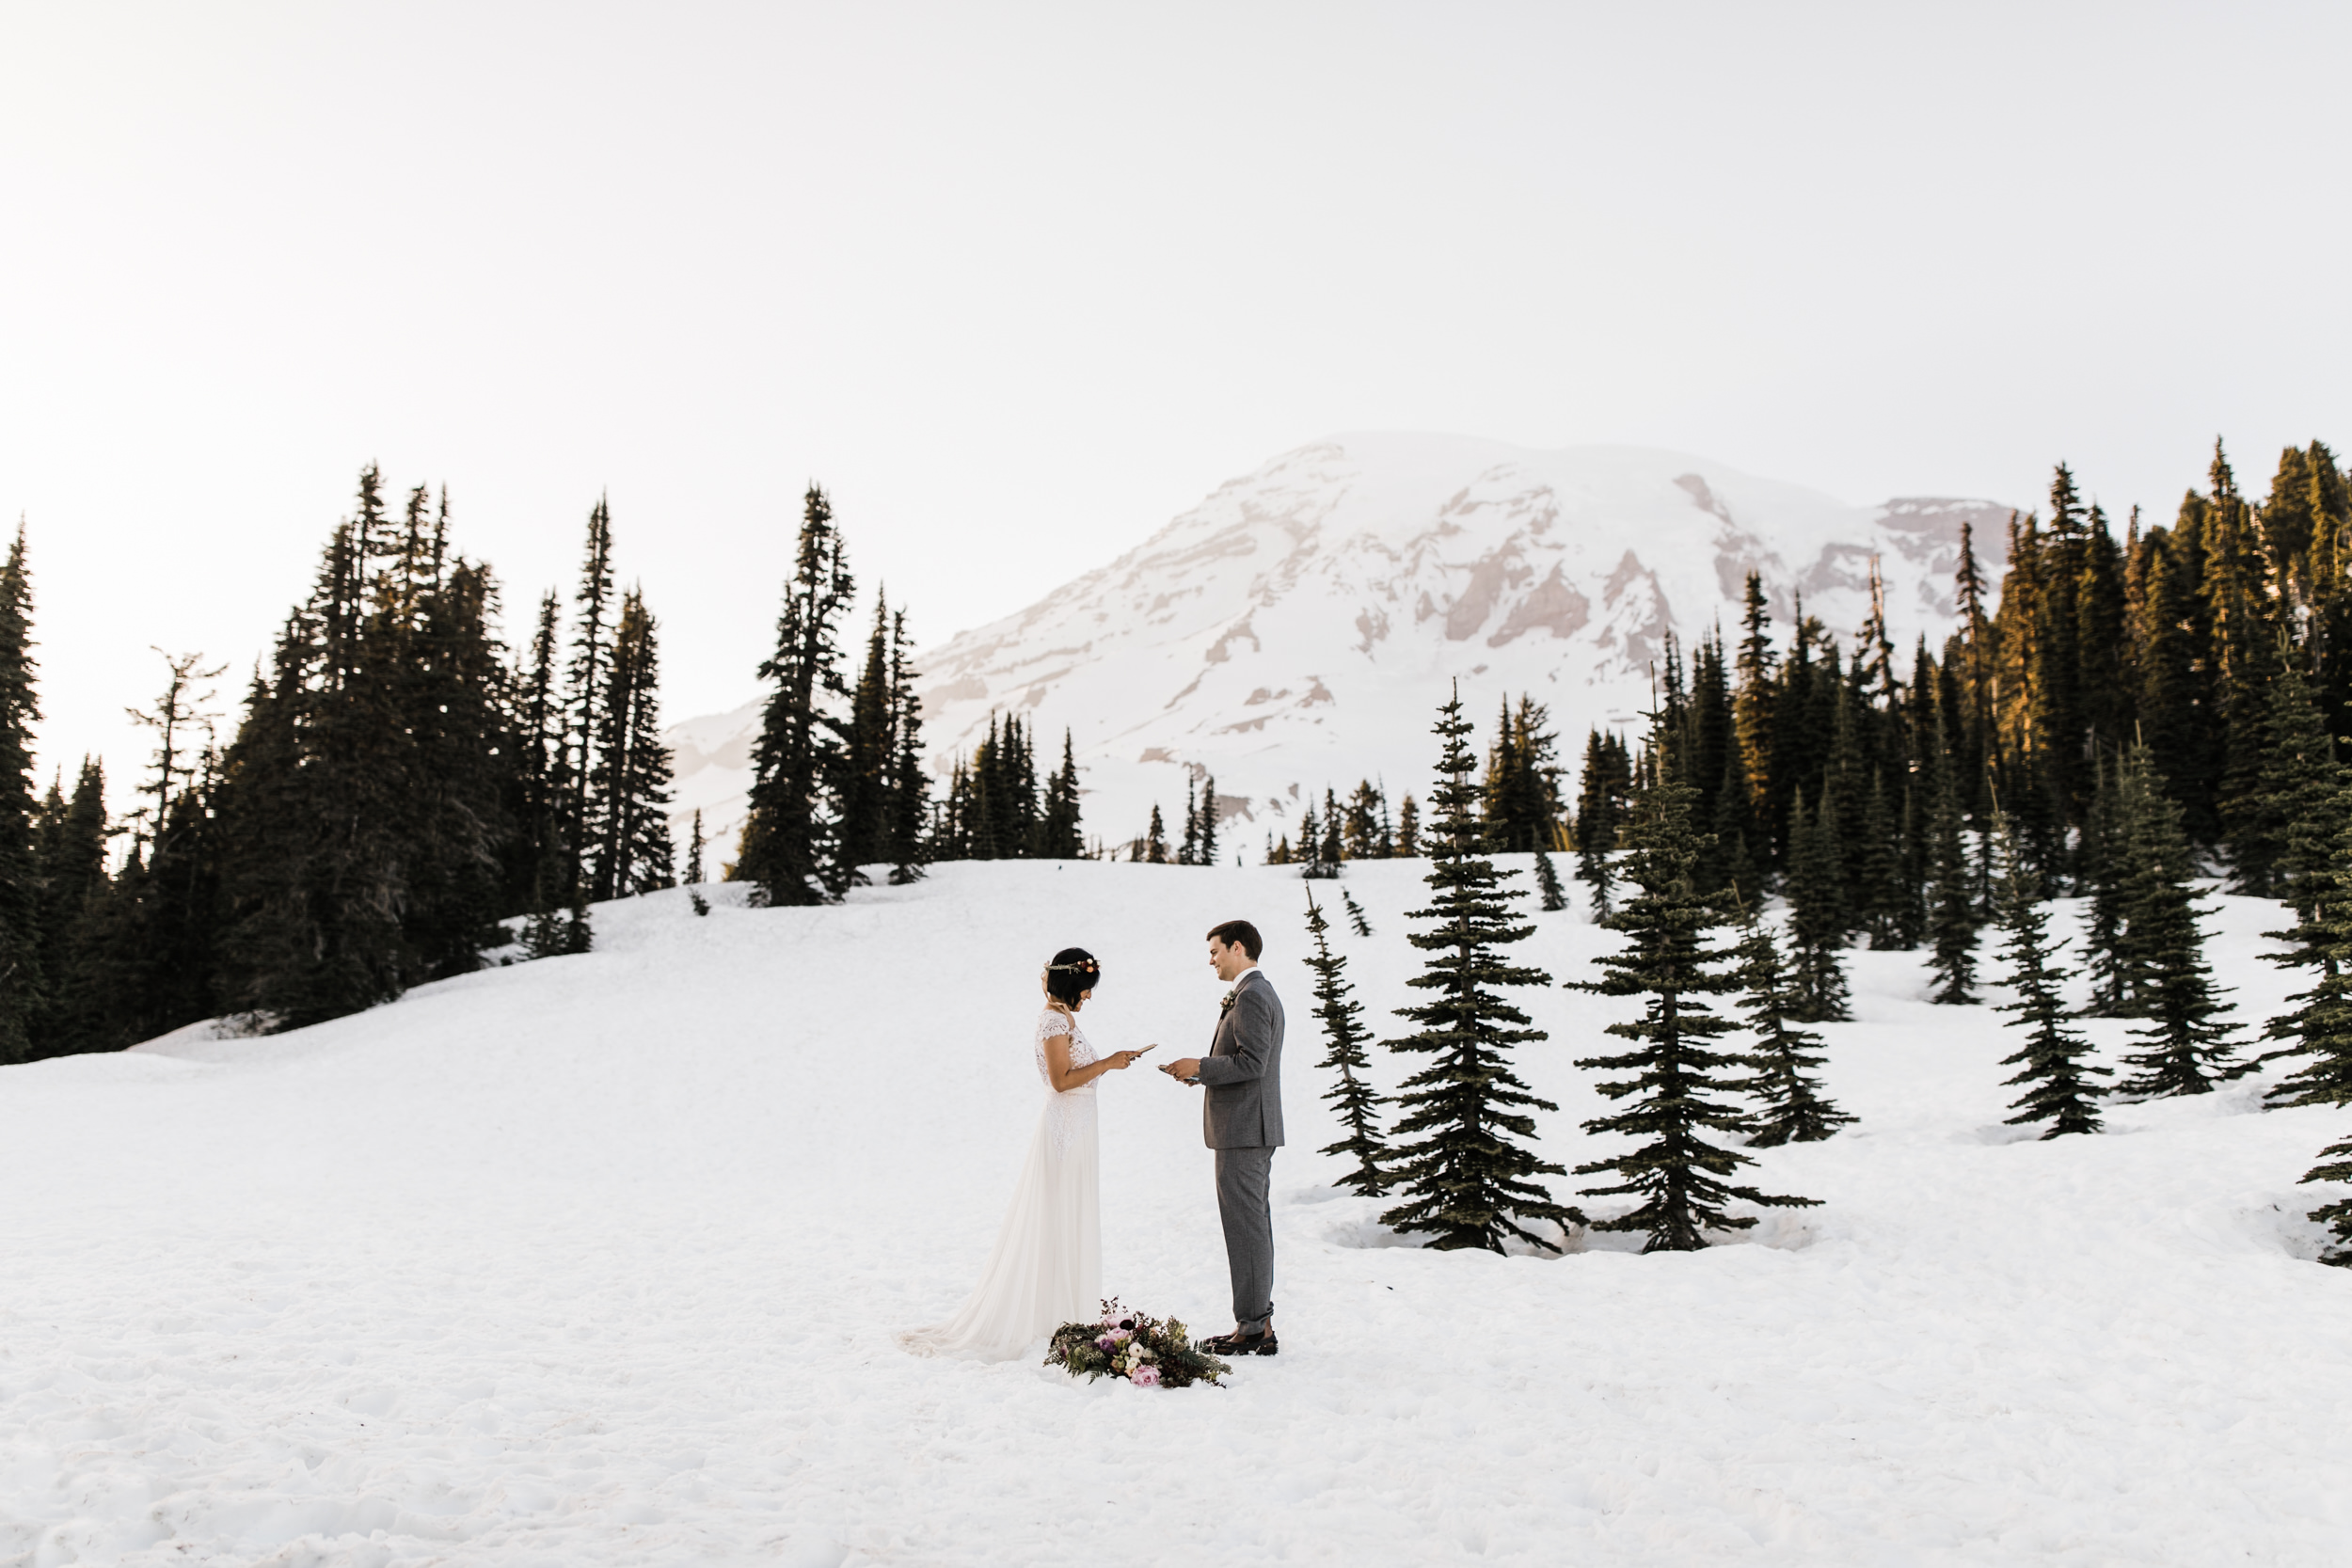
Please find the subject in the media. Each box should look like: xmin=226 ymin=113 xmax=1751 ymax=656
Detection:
xmin=1044 ymin=947 xmax=1101 ymax=1007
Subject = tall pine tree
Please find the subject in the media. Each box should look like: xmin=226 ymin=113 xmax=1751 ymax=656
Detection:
xmin=0 ymin=525 xmax=40 ymax=1062
xmin=739 ymin=484 xmax=855 ymax=905
xmin=1575 ymin=750 xmax=1817 ymax=1249
xmin=1379 ymin=687 xmax=1580 ymax=1253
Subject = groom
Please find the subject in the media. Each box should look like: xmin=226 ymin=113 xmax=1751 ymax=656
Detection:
xmin=1162 ymin=918 xmax=1285 ymax=1357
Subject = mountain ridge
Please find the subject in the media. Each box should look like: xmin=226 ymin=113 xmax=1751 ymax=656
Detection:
xmin=667 ymin=432 xmax=2013 ymax=856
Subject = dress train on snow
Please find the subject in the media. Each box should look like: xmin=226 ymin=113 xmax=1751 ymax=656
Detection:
xmin=898 ymin=1010 xmax=1102 ymax=1362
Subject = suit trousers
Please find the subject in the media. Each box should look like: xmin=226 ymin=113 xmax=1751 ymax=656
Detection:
xmin=1214 ymin=1146 xmax=1276 ymax=1334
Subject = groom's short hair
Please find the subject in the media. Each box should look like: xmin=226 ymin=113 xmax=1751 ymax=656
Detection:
xmin=1206 ymin=919 xmax=1263 ymax=961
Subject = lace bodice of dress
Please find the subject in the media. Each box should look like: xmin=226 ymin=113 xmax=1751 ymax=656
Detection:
xmin=1034 ymin=1008 xmax=1099 ymax=1096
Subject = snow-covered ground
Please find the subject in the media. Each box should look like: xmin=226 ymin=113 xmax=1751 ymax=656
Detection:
xmin=6 ymin=859 xmax=2350 ymax=1566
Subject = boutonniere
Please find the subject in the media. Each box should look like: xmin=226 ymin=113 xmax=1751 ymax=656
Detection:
xmin=1220 ymin=986 xmax=1240 ymax=1014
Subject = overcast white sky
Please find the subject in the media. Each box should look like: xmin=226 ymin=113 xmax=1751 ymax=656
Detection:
xmin=4 ymin=2 xmax=2347 ymax=794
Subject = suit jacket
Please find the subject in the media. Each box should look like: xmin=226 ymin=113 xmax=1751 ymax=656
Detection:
xmin=1196 ymin=968 xmax=1285 ymax=1149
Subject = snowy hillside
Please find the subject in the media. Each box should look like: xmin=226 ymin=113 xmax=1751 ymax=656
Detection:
xmin=667 ymin=434 xmax=2011 ymax=855
xmin=7 ymin=861 xmax=2352 ymax=1564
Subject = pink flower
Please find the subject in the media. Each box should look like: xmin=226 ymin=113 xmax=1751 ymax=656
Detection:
xmin=1129 ymin=1364 xmax=1161 ymax=1387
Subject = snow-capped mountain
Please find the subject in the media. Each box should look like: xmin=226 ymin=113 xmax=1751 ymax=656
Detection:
xmin=667 ymin=432 xmax=2012 ymax=858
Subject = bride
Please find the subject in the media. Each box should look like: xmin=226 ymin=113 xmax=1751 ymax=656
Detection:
xmin=898 ymin=948 xmax=1149 ymax=1361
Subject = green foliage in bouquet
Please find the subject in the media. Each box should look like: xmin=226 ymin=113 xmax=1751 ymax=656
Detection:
xmin=1044 ymin=1300 xmax=1232 ymax=1388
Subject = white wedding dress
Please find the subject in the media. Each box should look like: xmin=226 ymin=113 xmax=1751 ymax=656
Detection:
xmin=898 ymin=1007 xmax=1104 ymax=1361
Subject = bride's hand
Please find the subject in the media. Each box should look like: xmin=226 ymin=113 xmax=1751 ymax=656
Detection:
xmin=1107 ymin=1050 xmax=1147 ymax=1070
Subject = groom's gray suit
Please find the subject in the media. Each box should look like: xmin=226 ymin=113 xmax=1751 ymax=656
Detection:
xmin=1196 ymin=966 xmax=1285 ymax=1336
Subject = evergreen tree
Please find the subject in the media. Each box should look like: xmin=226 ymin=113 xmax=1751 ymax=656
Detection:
xmin=1733 ymin=905 xmax=1854 ymax=1147
xmin=2113 ymin=741 xmax=2242 ymax=1097
xmin=1573 ymin=728 xmax=1631 ymax=915
xmin=27 ymin=758 xmax=107 ymax=1053
xmin=512 ymin=589 xmax=567 ymax=913
xmin=560 ymin=495 xmax=616 ymax=892
xmin=1342 ymin=887 xmax=1373 ymax=937
xmin=1395 ymin=793 xmax=1420 ymax=857
xmin=1574 ymin=747 xmax=1816 ymax=1250
xmin=2134 ymin=517 xmax=2219 ymax=840
xmin=2232 ymin=653 xmax=2342 ymax=899
xmin=1378 ymin=687 xmax=1580 ymax=1254
xmin=206 ymin=471 xmax=524 ymax=1024
xmin=1855 ymin=770 xmax=1904 ymax=947
xmin=588 ymin=589 xmax=675 ymax=898
xmin=1925 ymin=729 xmax=1979 ymax=1005
xmin=1144 ymin=803 xmax=1168 ymax=863
xmin=838 ymin=594 xmax=894 ymax=878
xmin=1484 ymin=696 xmax=1562 ymax=851
xmin=1297 ymin=796 xmax=1336 ymax=879
xmin=686 ymin=809 xmax=710 ymax=917
xmin=2261 ymin=793 xmax=2352 ymax=1110
xmin=1533 ymin=846 xmax=1567 ymax=912
xmin=1991 ymin=814 xmax=2108 ymax=1137
xmin=1199 ymin=774 xmax=1219 ymax=866
xmin=0 ymin=526 xmax=40 ymax=1061
xmin=886 ymin=612 xmax=935 ymax=881
xmin=1782 ymin=785 xmax=1851 ymax=1022
xmin=215 ymin=493 xmax=415 ymax=1027
xmin=1304 ymin=889 xmax=1386 ymax=1196
xmin=399 ymin=542 xmax=518 ymax=982
xmin=1342 ymin=780 xmax=1390 ymax=859
xmin=1035 ymin=730 xmax=1084 ymax=862
xmin=2298 ymin=1130 xmax=2352 ymax=1267
xmin=1178 ymin=776 xmax=1201 ymax=865
xmin=739 ymin=484 xmax=855 ymax=905
xmin=2076 ymin=750 xmax=2132 ymax=1014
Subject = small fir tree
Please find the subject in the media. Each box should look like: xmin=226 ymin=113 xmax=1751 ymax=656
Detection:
xmin=1575 ymin=756 xmax=1817 ymax=1250
xmin=1924 ymin=702 xmax=1978 ymax=1004
xmin=1033 ymin=729 xmax=1083 ymax=863
xmin=1394 ymin=793 xmax=1420 ymax=857
xmin=1379 ymin=686 xmax=1581 ymax=1253
xmin=1199 ymin=774 xmax=1220 ymax=866
xmin=1991 ymin=814 xmax=2108 ymax=1137
xmin=886 ymin=611 xmax=935 ymax=880
xmin=1733 ymin=902 xmax=1855 ymax=1146
xmin=1304 ymin=890 xmax=1387 ymax=1196
xmin=1342 ymin=780 xmax=1390 ymax=859
xmin=1143 ymin=803 xmax=1168 ymax=863
xmin=1572 ymin=728 xmax=1630 ymax=916
xmin=2077 ymin=752 xmax=2133 ymax=1013
xmin=1855 ymin=771 xmax=1905 ymax=948
xmin=1782 ymin=785 xmax=1852 ymax=1021
xmin=2112 ymin=742 xmax=2243 ymax=1097
xmin=686 ymin=809 xmax=709 ymax=917
xmin=2262 ymin=784 xmax=2352 ymax=1109
xmin=1534 ymin=846 xmax=1567 ymax=912
xmin=1342 ymin=887 xmax=1373 ymax=937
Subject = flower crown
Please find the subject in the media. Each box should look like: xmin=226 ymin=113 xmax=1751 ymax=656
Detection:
xmin=1045 ymin=959 xmax=1100 ymax=974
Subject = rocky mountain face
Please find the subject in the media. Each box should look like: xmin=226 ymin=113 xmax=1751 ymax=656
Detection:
xmin=666 ymin=432 xmax=2011 ymax=861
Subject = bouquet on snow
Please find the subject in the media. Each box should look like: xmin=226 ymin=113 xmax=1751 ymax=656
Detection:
xmin=1044 ymin=1299 xmax=1231 ymax=1388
